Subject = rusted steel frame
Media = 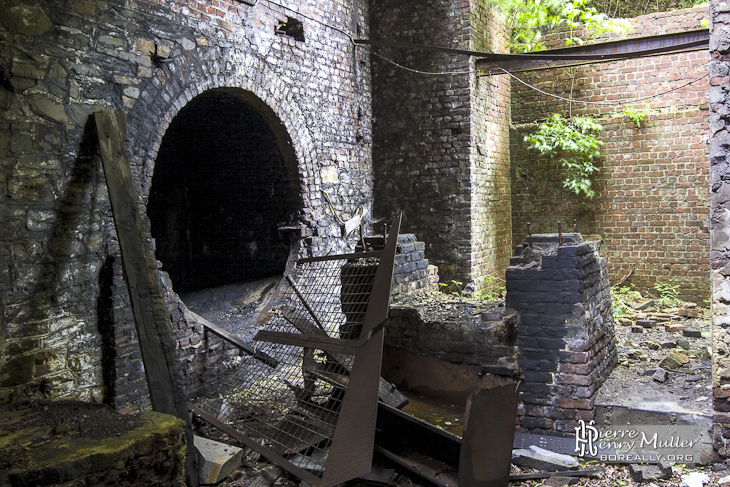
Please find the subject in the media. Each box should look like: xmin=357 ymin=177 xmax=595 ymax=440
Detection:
xmin=509 ymin=469 xmax=604 ymax=481
xmin=375 ymin=446 xmax=458 ymax=487
xmin=253 ymin=330 xmax=360 ymax=355
xmin=297 ymin=250 xmax=382 ymax=264
xmin=359 ymin=213 xmax=402 ymax=340
xmin=285 ymin=275 xmax=327 ymax=331
xmin=458 ymin=384 xmax=520 ymax=487
xmin=191 ymin=310 xmax=279 ymax=367
xmin=478 ymin=29 xmax=709 ymax=75
xmin=319 ymin=215 xmax=402 ymax=485
xmin=558 ymin=222 xmax=563 ymax=247
xmin=189 ymin=405 xmax=323 ymax=487
xmin=322 ymin=328 xmax=387 ymax=485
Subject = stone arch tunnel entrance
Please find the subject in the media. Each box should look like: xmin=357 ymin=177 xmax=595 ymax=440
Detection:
xmin=147 ymin=88 xmax=301 ymax=293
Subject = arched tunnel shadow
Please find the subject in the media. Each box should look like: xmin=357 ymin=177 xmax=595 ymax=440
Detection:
xmin=147 ymin=88 xmax=301 ymax=296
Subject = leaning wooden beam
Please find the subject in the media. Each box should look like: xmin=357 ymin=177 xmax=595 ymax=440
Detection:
xmin=95 ymin=109 xmax=198 ymax=486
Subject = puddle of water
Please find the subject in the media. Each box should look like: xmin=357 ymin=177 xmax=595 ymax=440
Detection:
xmin=401 ymin=391 xmax=466 ymax=437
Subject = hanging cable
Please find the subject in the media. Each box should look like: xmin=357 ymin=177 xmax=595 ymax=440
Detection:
xmin=501 ymin=67 xmax=709 ymax=106
xmin=371 ymin=50 xmax=475 ymax=76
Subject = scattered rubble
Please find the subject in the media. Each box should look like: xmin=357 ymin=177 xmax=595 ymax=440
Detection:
xmin=512 ymin=445 xmax=580 ymax=471
xmin=598 ymin=290 xmax=712 ymax=415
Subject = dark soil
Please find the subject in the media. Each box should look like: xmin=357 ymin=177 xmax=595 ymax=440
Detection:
xmin=0 ymin=400 xmax=144 ymax=440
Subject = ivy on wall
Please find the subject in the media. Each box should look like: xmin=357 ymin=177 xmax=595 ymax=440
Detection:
xmin=524 ymin=114 xmax=603 ymax=198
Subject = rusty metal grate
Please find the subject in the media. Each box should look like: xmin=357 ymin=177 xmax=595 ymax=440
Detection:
xmin=192 ymin=215 xmax=401 ymax=487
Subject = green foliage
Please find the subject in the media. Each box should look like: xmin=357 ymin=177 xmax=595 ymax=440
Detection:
xmin=473 ymin=275 xmax=506 ymax=301
xmin=487 ymin=0 xmax=629 ymax=53
xmin=610 ymin=284 xmax=640 ymax=317
xmin=653 ymin=282 xmax=682 ymax=307
xmin=586 ymin=0 xmax=707 ymax=19
xmin=524 ymin=113 xmax=603 ymax=198
xmin=439 ymin=280 xmax=464 ymax=295
xmin=622 ymin=104 xmax=658 ymax=128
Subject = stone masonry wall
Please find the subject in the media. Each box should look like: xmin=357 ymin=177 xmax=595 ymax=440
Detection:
xmin=506 ymin=235 xmax=617 ymax=434
xmin=384 ymin=299 xmax=519 ymax=378
xmin=370 ymin=0 xmax=512 ymax=293
xmin=710 ymin=0 xmax=730 ymax=459
xmin=391 ymin=234 xmax=438 ymax=296
xmin=509 ymin=6 xmax=710 ymax=303
xmin=0 ymin=0 xmax=373 ymax=411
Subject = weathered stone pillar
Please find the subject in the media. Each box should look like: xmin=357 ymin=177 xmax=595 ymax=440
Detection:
xmin=710 ymin=0 xmax=730 ymax=458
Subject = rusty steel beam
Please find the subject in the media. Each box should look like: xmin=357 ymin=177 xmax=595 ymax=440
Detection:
xmin=357 ymin=29 xmax=708 ymax=75
xmin=478 ymin=29 xmax=709 ymax=75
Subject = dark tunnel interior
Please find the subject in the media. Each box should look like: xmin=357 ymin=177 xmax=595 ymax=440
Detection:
xmin=147 ymin=89 xmax=300 ymax=292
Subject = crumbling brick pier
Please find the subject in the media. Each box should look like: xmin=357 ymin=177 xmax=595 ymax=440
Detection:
xmin=507 ymin=234 xmax=617 ymax=434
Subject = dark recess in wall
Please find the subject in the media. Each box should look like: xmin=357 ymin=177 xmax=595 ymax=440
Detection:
xmin=147 ymin=89 xmax=300 ymax=292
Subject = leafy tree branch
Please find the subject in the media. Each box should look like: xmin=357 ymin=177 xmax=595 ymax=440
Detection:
xmin=524 ymin=114 xmax=603 ymax=198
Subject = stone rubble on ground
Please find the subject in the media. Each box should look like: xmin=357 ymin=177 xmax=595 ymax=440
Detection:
xmin=511 ymin=445 xmax=580 ymax=471
xmin=680 ymin=471 xmax=710 ymax=487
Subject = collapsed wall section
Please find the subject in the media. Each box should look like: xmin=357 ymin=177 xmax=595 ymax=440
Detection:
xmin=506 ymin=235 xmax=617 ymax=434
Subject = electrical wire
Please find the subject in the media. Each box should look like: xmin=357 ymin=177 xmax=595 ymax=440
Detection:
xmin=258 ymin=1 xmax=707 ymax=107
xmin=368 ymin=48 xmax=708 ymax=106
xmin=371 ymin=50 xmax=476 ymax=76
xmin=501 ymin=67 xmax=709 ymax=106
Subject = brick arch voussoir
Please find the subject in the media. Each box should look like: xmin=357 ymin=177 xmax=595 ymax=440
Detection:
xmin=126 ymin=50 xmax=316 ymax=208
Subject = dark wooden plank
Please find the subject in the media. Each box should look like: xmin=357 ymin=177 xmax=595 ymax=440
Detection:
xmin=254 ymin=330 xmax=360 ymax=355
xmin=95 ymin=109 xmax=198 ymax=486
xmin=188 ymin=310 xmax=279 ymax=367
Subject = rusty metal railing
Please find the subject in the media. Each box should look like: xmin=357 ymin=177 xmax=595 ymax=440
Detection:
xmin=192 ymin=214 xmax=401 ymax=487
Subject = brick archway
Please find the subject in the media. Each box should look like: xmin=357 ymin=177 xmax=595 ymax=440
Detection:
xmin=124 ymin=47 xmax=318 ymax=222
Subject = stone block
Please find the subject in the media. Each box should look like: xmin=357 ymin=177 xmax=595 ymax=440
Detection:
xmin=628 ymin=463 xmax=672 ymax=482
xmin=683 ymin=328 xmax=702 ymax=338
xmin=194 ymin=435 xmax=244 ymax=484
xmin=511 ymin=445 xmax=579 ymax=471
xmin=658 ymin=351 xmax=689 ymax=370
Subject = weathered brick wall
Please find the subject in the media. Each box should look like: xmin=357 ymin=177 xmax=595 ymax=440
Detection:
xmin=0 ymin=0 xmax=373 ymax=410
xmin=470 ymin=2 xmax=514 ymax=291
xmin=370 ymin=0 xmax=512 ymax=293
xmin=709 ymin=0 xmax=730 ymax=459
xmin=509 ymin=6 xmax=710 ymax=303
xmin=384 ymin=300 xmax=519 ymax=378
xmin=506 ymin=235 xmax=617 ymax=434
xmin=391 ymin=234 xmax=438 ymax=296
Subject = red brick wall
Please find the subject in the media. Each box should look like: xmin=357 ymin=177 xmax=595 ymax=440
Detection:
xmin=509 ymin=6 xmax=710 ymax=303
